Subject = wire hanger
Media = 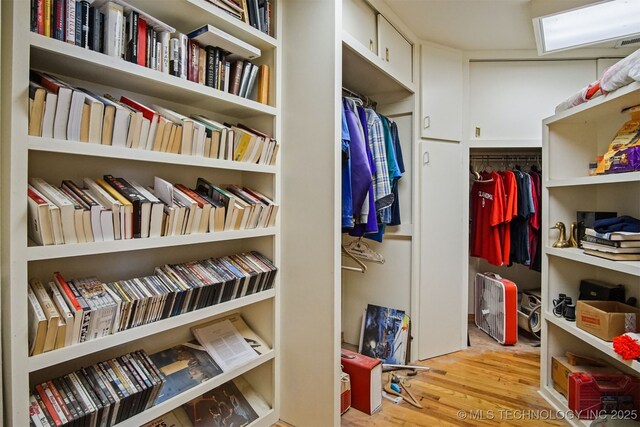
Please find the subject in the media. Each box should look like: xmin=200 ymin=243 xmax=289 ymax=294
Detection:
xmin=341 ymin=244 xmax=367 ymax=273
xmin=344 ymin=237 xmax=385 ymax=264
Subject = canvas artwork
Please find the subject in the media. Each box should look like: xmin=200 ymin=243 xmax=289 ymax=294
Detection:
xmin=182 ymin=380 xmax=259 ymax=427
xmin=359 ymin=304 xmax=408 ymax=364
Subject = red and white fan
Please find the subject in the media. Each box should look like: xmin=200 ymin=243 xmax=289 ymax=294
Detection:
xmin=474 ymin=272 xmax=518 ymax=345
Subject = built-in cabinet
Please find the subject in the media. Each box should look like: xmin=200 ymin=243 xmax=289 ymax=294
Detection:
xmin=343 ymin=0 xmax=378 ymax=54
xmin=420 ymin=43 xmax=463 ymax=142
xmin=540 ymin=82 xmax=640 ymax=427
xmin=376 ymin=15 xmax=412 ymax=86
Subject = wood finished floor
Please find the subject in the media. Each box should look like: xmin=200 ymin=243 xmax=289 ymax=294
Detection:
xmin=274 ymin=325 xmax=567 ymax=426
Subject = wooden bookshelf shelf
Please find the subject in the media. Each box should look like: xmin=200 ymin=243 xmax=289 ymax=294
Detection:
xmin=28 ymin=137 xmax=277 ymax=174
xmin=26 ymin=227 xmax=278 ymax=261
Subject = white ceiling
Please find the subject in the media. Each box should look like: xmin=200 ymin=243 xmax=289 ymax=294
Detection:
xmin=384 ymin=0 xmax=616 ymax=52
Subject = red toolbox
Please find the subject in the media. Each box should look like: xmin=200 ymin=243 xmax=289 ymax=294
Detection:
xmin=568 ymin=372 xmax=640 ymax=419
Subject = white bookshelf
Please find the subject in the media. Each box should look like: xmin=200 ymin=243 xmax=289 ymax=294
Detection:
xmin=540 ymin=83 xmax=640 ymax=427
xmin=1 ymin=0 xmax=281 ymax=425
xmin=28 ymin=137 xmax=278 ymax=173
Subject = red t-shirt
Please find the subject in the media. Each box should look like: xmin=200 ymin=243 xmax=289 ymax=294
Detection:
xmin=470 ymin=172 xmax=506 ymax=266
xmin=498 ymin=171 xmax=518 ymax=265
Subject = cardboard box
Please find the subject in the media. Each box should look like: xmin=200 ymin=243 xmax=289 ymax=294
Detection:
xmin=551 ymin=356 xmax=618 ymax=398
xmin=576 ymin=300 xmax=640 ymax=341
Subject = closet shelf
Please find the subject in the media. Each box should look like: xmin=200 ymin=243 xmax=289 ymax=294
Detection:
xmin=544 ymin=81 xmax=640 ymax=125
xmin=546 ymin=247 xmax=640 ymax=277
xmin=28 ymin=137 xmax=277 ymax=174
xmin=545 ymin=172 xmax=640 ymax=188
xmin=26 ymin=227 xmax=278 ymax=261
xmin=545 ymin=312 xmax=640 ymax=374
xmin=129 ymin=0 xmax=278 ymax=51
xmin=28 ymin=289 xmax=276 ymax=372
xmin=342 ymin=31 xmax=415 ymax=96
xmin=116 ymin=350 xmax=276 ymax=427
xmin=30 ymin=33 xmax=277 ymax=118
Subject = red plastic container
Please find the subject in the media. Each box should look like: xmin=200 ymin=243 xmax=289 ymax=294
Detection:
xmin=568 ymin=372 xmax=640 ymax=420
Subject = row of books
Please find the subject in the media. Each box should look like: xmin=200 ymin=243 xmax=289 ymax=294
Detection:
xmin=28 ymin=175 xmax=279 ymax=246
xmin=30 ymin=0 xmax=270 ymax=103
xmin=29 ymin=349 xmax=165 ymax=427
xmin=28 ymin=251 xmax=277 ymax=355
xmin=204 ymin=0 xmax=273 ymax=36
xmin=29 ymin=71 xmax=278 ymax=163
xmin=581 ymin=228 xmax=640 ymax=261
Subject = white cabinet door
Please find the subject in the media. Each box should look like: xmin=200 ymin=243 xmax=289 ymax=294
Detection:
xmin=418 ymin=140 xmax=465 ymax=359
xmin=343 ymin=0 xmax=378 ymax=54
xmin=469 ymin=60 xmax=596 ymax=140
xmin=420 ymin=43 xmax=463 ymax=142
xmin=377 ymin=14 xmax=412 ymax=85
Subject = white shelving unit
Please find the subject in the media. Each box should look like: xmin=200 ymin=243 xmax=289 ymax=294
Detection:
xmin=1 ymin=1 xmax=280 ymax=425
xmin=540 ymin=83 xmax=640 ymax=426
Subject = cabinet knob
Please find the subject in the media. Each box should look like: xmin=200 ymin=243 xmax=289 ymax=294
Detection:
xmin=423 ymin=151 xmax=430 ymax=165
xmin=370 ymin=39 xmax=374 ymax=51
xmin=385 ymin=47 xmax=389 ymax=62
xmin=423 ymin=116 xmax=430 ymax=129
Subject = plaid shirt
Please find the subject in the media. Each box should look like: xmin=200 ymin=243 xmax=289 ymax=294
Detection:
xmin=365 ymin=108 xmax=392 ymax=224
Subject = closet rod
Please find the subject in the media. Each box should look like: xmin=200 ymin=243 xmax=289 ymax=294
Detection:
xmin=470 ymin=154 xmax=541 ymax=161
xmin=342 ymin=87 xmax=378 ymax=109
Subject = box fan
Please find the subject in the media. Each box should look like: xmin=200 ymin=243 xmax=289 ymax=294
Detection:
xmin=474 ymin=272 xmax=518 ymax=345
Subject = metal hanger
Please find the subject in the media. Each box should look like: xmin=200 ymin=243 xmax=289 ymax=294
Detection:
xmin=341 ymin=244 xmax=367 ymax=273
xmin=344 ymin=237 xmax=385 ymax=264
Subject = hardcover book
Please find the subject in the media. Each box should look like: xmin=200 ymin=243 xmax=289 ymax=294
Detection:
xmin=181 ymin=377 xmax=269 ymax=427
xmin=149 ymin=341 xmax=222 ymax=404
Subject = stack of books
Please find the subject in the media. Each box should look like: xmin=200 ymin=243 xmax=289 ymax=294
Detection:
xmin=581 ymin=228 xmax=640 ymax=261
xmin=28 ymin=252 xmax=277 ymax=355
xmin=29 ymin=71 xmax=278 ymax=162
xmin=29 ymin=349 xmax=165 ymax=427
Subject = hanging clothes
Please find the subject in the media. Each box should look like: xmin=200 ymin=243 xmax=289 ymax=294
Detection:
xmin=342 ymin=98 xmax=372 ymax=227
xmin=509 ymin=169 xmax=534 ymax=265
xmin=365 ymin=107 xmax=392 ymax=224
xmin=498 ymin=170 xmax=518 ymax=265
xmin=341 ymin=104 xmax=354 ymax=229
xmin=341 ymin=97 xmax=405 ymax=242
xmin=388 ymin=120 xmax=405 ymax=226
xmin=470 ymin=171 xmax=506 ymax=266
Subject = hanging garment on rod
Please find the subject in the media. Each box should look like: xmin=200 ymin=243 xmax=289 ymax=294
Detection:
xmin=469 ymin=158 xmax=542 ymax=271
xmin=341 ymin=97 xmax=405 ymax=242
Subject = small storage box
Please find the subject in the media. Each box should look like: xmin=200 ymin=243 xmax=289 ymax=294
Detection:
xmin=551 ymin=356 xmax=617 ymax=399
xmin=568 ymin=373 xmax=640 ymax=420
xmin=576 ymin=300 xmax=640 ymax=341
